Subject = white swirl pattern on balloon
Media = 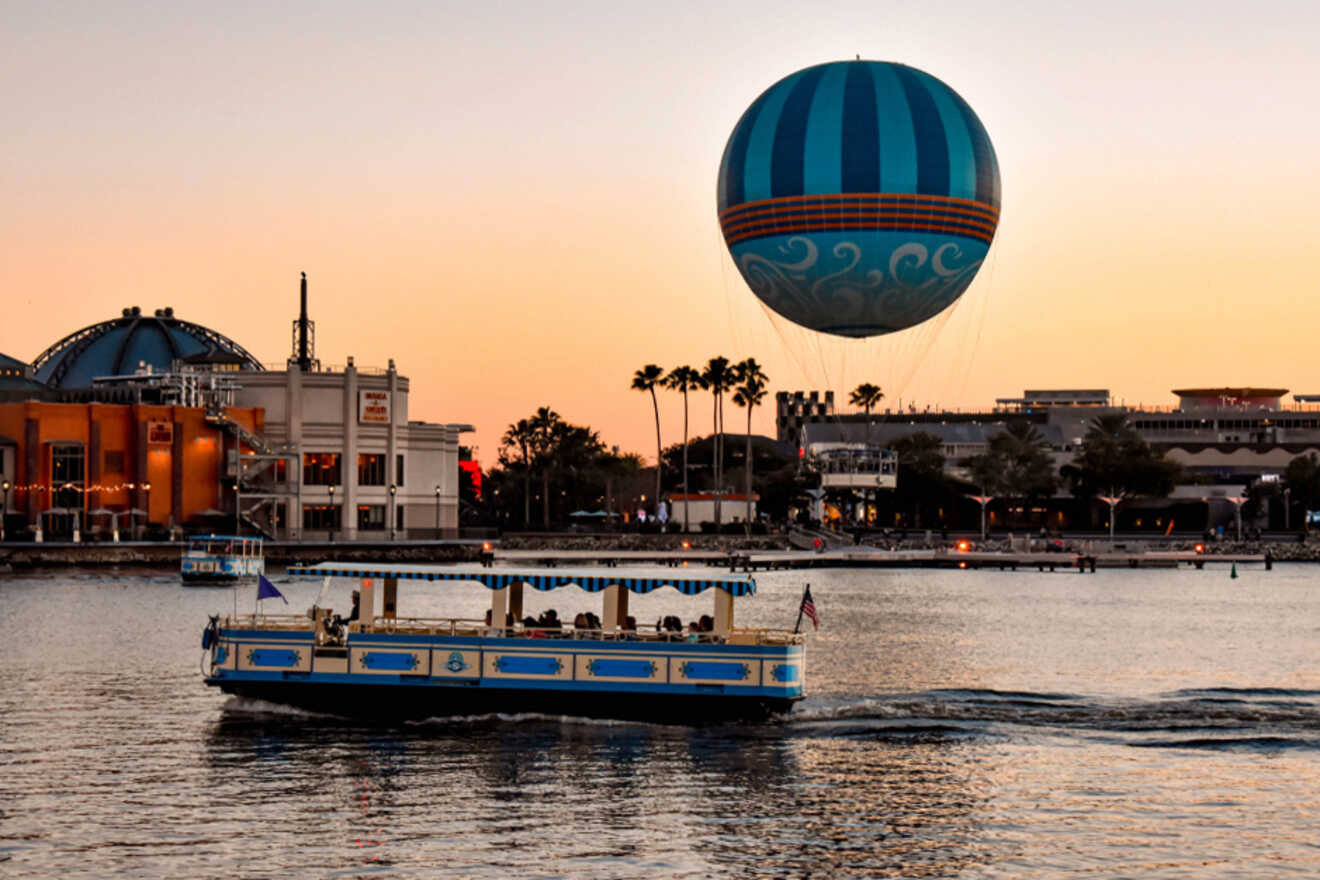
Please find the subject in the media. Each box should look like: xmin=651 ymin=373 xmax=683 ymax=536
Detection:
xmin=738 ymin=236 xmax=984 ymax=337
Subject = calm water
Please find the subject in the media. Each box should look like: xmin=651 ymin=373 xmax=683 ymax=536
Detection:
xmin=1 ymin=563 xmax=1317 ymax=878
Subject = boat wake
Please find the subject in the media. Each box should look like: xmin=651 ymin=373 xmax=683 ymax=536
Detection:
xmin=787 ymin=686 xmax=1320 ymax=751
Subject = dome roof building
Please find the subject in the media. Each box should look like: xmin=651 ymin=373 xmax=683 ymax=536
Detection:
xmin=33 ymin=306 xmax=262 ymax=388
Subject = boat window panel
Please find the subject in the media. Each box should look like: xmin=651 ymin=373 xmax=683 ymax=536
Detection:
xmin=303 ymin=452 xmax=341 ymax=486
xmin=358 ymin=453 xmax=386 ymax=487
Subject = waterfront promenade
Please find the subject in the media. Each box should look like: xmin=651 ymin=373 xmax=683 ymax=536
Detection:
xmin=1 ymin=531 xmax=1309 ymax=569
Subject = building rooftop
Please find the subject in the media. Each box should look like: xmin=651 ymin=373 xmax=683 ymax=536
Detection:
xmin=33 ymin=306 xmax=262 ymax=388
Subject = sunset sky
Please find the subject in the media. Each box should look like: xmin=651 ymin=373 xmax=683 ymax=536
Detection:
xmin=4 ymin=1 xmax=1318 ymax=466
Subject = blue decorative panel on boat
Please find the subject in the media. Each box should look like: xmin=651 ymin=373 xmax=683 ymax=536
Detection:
xmin=681 ymin=661 xmax=751 ymax=681
xmin=248 ymin=649 xmax=300 ymax=668
xmin=589 ymin=659 xmax=657 ymax=678
xmin=771 ymin=664 xmax=798 ymax=683
xmin=360 ymin=651 xmax=419 ymax=671
xmin=495 ymin=655 xmax=563 ymax=675
xmin=214 ymin=646 xmax=228 ymax=665
xmin=443 ymin=651 xmax=469 ymax=673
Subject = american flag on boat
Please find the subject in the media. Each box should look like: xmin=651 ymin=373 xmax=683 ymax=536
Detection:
xmin=800 ymin=585 xmax=819 ymax=631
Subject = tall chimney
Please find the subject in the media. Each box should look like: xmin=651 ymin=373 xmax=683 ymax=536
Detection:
xmin=297 ymin=271 xmax=311 ymax=371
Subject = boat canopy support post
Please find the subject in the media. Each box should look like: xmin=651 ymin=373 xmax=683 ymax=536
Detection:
xmin=490 ymin=584 xmax=508 ymax=632
xmin=509 ymin=581 xmax=524 ymax=622
xmin=382 ymin=577 xmax=398 ymax=619
xmin=713 ymin=587 xmax=734 ymax=636
xmin=602 ymin=584 xmax=628 ymax=632
xmin=358 ymin=577 xmax=376 ymax=631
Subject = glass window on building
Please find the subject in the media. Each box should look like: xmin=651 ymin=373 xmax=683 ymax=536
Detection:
xmin=396 ymin=504 xmax=405 ymax=531
xmin=51 ymin=444 xmax=85 ymax=507
xmin=103 ymin=450 xmax=125 ymax=475
xmin=357 ymin=504 xmax=386 ymax=531
xmin=358 ymin=453 xmax=386 ymax=486
xmin=304 ymin=453 xmax=341 ymax=486
xmin=302 ymin=504 xmax=341 ymax=529
xmin=396 ymin=454 xmax=405 ymax=487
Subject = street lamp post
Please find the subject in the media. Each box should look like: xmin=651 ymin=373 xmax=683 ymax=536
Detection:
xmin=1284 ymin=487 xmax=1291 ymax=531
xmin=434 ymin=485 xmax=441 ymax=538
xmin=142 ymin=482 xmax=152 ymax=539
xmin=328 ymin=485 xmax=336 ymax=541
xmin=1 ymin=479 xmax=9 ymax=542
xmin=234 ymin=481 xmax=241 ymax=536
xmin=389 ymin=484 xmax=397 ymax=541
xmin=1099 ymin=494 xmax=1122 ymax=544
xmin=971 ymin=494 xmax=992 ymax=542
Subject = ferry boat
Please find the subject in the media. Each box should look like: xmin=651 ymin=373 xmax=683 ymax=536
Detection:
xmin=182 ymin=535 xmax=265 ymax=586
xmin=201 ymin=561 xmax=806 ymax=722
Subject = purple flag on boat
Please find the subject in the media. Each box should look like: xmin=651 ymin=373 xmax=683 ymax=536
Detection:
xmin=257 ymin=574 xmax=287 ymax=604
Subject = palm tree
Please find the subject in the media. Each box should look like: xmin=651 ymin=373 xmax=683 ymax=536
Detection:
xmin=701 ymin=357 xmax=732 ymax=529
xmin=849 ymin=383 xmax=884 ymax=445
xmin=663 ymin=365 xmax=704 ymax=532
xmin=731 ymin=358 xmax=769 ymax=534
xmin=500 ymin=418 xmax=535 ymax=527
xmin=631 ymin=365 xmax=664 ymax=518
xmin=988 ymin=420 xmax=1058 ymax=527
xmin=530 ymin=406 xmax=562 ymax=528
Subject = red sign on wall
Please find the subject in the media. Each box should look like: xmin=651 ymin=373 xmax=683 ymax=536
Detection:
xmin=147 ymin=420 xmax=173 ymax=444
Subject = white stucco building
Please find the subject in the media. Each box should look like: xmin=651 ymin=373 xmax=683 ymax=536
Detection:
xmin=232 ymin=358 xmax=471 ymax=540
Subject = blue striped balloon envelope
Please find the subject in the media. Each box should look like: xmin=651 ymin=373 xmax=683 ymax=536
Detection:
xmin=718 ymin=60 xmax=1000 ymax=338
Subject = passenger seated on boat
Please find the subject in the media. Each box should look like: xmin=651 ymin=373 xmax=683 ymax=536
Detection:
xmin=687 ymin=622 xmax=702 ymax=642
xmin=579 ymin=611 xmax=602 ymax=638
xmin=484 ymin=610 xmax=515 ymax=636
xmin=522 ymin=616 xmax=544 ymax=638
xmin=621 ymin=615 xmax=638 ymax=640
xmin=573 ymin=612 xmax=589 ymax=635
xmin=334 ymin=591 xmax=361 ymax=628
xmin=656 ymin=615 xmax=684 ymax=640
xmin=538 ymin=609 xmax=563 ymax=636
xmin=699 ymin=615 xmax=714 ymax=633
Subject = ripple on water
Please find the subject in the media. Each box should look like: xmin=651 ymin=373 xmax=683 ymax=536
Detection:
xmin=1 ymin=566 xmax=1318 ymax=877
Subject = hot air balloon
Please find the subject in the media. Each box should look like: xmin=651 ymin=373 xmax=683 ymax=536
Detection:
xmin=717 ymin=60 xmax=1000 ymax=338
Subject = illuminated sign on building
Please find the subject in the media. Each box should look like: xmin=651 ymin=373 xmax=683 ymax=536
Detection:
xmin=147 ymin=420 xmax=174 ymax=444
xmin=359 ymin=390 xmax=390 ymax=424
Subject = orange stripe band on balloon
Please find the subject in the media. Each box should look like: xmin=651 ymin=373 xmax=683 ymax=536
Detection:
xmin=722 ymin=214 xmax=997 ymax=247
xmin=721 ymin=208 xmax=998 ymax=240
xmin=719 ymin=192 xmax=999 ymax=225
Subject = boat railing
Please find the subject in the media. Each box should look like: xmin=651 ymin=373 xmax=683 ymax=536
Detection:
xmin=224 ymin=615 xmax=804 ymax=646
xmin=227 ymin=614 xmax=312 ymax=631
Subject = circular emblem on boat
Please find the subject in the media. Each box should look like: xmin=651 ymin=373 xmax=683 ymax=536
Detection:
xmin=445 ymin=651 xmax=468 ymax=673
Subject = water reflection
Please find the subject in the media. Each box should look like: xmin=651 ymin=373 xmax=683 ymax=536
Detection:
xmin=4 ymin=567 xmax=1319 ymax=877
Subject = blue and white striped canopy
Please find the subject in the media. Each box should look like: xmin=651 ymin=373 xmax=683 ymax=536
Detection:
xmin=287 ymin=562 xmax=757 ymax=597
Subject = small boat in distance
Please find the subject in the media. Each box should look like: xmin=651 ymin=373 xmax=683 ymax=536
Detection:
xmin=201 ymin=562 xmax=806 ymax=722
xmin=182 ymin=535 xmax=265 ymax=586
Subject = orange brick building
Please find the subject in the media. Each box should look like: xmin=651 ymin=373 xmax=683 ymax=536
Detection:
xmin=0 ymin=401 xmax=261 ymax=539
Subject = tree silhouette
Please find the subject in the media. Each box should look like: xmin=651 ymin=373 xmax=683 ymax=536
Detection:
xmin=732 ymin=358 xmax=769 ymax=534
xmin=663 ymin=365 xmax=705 ymax=531
xmin=631 ymin=364 xmax=664 ymax=515
xmin=849 ymin=383 xmax=884 ymax=444
xmin=701 ymin=357 xmax=733 ymax=528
